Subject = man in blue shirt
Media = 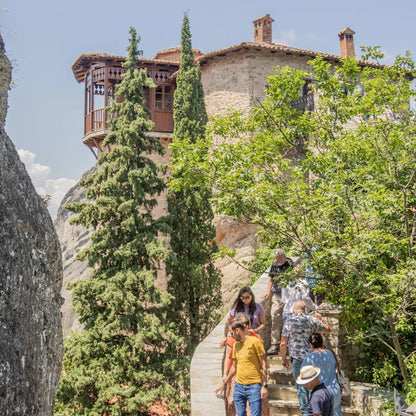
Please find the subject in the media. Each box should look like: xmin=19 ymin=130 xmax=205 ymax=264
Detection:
xmin=296 ymin=365 xmax=334 ymax=416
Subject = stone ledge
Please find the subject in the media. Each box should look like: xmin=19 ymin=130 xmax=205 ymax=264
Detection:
xmin=350 ymin=382 xmax=392 ymax=416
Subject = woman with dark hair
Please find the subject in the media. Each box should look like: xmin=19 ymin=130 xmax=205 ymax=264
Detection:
xmin=301 ymin=332 xmax=342 ymax=416
xmin=220 ymin=286 xmax=265 ymax=347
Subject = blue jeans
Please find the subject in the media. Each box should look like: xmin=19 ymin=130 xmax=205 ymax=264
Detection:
xmin=292 ymin=358 xmax=309 ymax=416
xmin=233 ymin=382 xmax=262 ymax=416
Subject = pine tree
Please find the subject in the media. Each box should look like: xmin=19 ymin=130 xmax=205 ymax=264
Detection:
xmin=167 ymin=14 xmax=222 ymax=355
xmin=55 ymin=27 xmax=188 ymax=415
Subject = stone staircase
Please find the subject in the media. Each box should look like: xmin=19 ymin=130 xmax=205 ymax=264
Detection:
xmin=190 ymin=273 xmax=390 ymax=416
xmin=266 ymin=355 xmax=361 ymax=416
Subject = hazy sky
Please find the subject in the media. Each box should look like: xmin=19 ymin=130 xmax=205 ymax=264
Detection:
xmin=2 ymin=0 xmax=416 ymax=218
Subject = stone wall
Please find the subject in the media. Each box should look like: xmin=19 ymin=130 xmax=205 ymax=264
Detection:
xmin=202 ymin=49 xmax=314 ymax=118
xmin=0 ymin=35 xmax=63 ymax=415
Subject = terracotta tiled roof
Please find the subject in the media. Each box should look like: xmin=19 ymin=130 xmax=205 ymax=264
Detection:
xmin=155 ymin=46 xmax=182 ymax=54
xmin=153 ymin=46 xmax=203 ymax=60
xmin=195 ymin=41 xmax=383 ymax=69
xmin=72 ymin=40 xmax=387 ymax=83
xmin=338 ymin=27 xmax=356 ymax=36
xmin=252 ymin=14 xmax=274 ymax=23
xmin=72 ymin=53 xmax=180 ymax=83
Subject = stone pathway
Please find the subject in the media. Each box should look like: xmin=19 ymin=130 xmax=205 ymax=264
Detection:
xmin=190 ymin=273 xmax=270 ymax=416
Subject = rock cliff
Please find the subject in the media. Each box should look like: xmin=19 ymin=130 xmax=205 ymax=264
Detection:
xmin=0 ymin=35 xmax=63 ymax=415
xmin=54 ymin=167 xmax=95 ymax=336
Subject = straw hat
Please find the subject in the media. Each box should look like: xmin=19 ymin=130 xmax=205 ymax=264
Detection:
xmin=296 ymin=365 xmax=321 ymax=385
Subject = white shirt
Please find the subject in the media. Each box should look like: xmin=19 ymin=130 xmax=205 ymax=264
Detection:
xmin=282 ymin=279 xmax=317 ymax=315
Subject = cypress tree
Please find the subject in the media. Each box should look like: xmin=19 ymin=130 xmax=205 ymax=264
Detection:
xmin=167 ymin=14 xmax=222 ymax=355
xmin=56 ymin=27 xmax=187 ymax=415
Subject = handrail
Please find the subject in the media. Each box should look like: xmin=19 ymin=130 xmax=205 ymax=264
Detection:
xmin=84 ymin=108 xmax=108 ymax=135
xmin=291 ymin=93 xmax=314 ymax=112
xmin=84 ymin=108 xmax=174 ymax=136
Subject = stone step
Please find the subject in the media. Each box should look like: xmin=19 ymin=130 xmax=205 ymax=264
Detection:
xmin=269 ymin=399 xmax=359 ymax=416
xmin=341 ymin=406 xmax=360 ymax=416
xmin=268 ymin=384 xmax=353 ymax=403
xmin=269 ymin=386 xmax=352 ymax=405
xmin=341 ymin=392 xmax=352 ymax=406
xmin=267 ymin=355 xmax=292 ymax=371
xmin=267 ymin=354 xmax=283 ymax=364
xmin=268 ymin=384 xmax=298 ymax=401
xmin=268 ymin=368 xmax=295 ymax=385
xmin=269 ymin=399 xmax=301 ymax=416
xmin=268 ymin=363 xmax=292 ymax=373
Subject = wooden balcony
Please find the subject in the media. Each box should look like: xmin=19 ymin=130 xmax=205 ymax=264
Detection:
xmin=84 ymin=108 xmax=174 ymax=137
xmin=150 ymin=110 xmax=174 ymax=132
xmin=85 ymin=108 xmax=107 ymax=133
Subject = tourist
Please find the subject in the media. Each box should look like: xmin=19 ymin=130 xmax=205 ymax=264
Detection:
xmin=216 ymin=320 xmax=268 ymax=416
xmin=302 ymin=332 xmax=342 ymax=416
xmin=280 ymin=300 xmax=330 ymax=416
xmin=220 ymin=313 xmax=269 ymax=416
xmin=220 ymin=287 xmax=265 ymax=347
xmin=296 ymin=365 xmax=334 ymax=416
xmin=262 ymin=248 xmax=293 ymax=355
xmin=281 ymin=265 xmax=317 ymax=322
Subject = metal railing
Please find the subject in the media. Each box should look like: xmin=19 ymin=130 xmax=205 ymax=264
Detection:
xmin=291 ymin=93 xmax=314 ymax=112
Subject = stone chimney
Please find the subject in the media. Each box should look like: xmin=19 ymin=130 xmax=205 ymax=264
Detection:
xmin=338 ymin=27 xmax=356 ymax=58
xmin=253 ymin=14 xmax=274 ymax=43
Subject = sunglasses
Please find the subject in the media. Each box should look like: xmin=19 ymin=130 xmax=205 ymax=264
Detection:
xmin=240 ymin=295 xmax=251 ymax=300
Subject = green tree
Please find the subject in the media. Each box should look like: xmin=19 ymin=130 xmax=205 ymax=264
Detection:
xmin=167 ymin=13 xmax=222 ymax=355
xmin=55 ymin=27 xmax=188 ymax=415
xmin=171 ymin=48 xmax=416 ymax=391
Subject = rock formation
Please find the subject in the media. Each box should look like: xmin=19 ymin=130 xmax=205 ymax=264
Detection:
xmin=0 ymin=35 xmax=63 ymax=415
xmin=213 ymin=215 xmax=260 ymax=306
xmin=54 ymin=167 xmax=95 ymax=336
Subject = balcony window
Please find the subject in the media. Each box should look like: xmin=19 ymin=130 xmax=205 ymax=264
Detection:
xmin=155 ymin=85 xmax=173 ymax=111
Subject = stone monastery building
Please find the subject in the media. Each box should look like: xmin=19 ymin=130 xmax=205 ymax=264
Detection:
xmin=62 ymin=15 xmax=373 ymax=336
xmin=71 ymin=14 xmax=364 ymax=160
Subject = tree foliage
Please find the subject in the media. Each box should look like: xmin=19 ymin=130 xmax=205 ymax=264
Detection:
xmin=167 ymin=13 xmax=222 ymax=359
xmin=55 ymin=28 xmax=188 ymax=415
xmin=171 ymin=48 xmax=416 ymax=392
xmin=172 ymin=14 xmax=207 ymax=138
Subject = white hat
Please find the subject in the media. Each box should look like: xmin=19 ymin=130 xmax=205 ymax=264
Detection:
xmin=296 ymin=365 xmax=321 ymax=385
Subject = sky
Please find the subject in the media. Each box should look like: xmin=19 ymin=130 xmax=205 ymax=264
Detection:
xmin=1 ymin=0 xmax=416 ymax=218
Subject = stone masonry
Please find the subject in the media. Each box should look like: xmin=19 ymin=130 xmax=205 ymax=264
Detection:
xmin=202 ymin=48 xmax=316 ymax=118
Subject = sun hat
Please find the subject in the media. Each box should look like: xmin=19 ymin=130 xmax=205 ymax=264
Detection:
xmin=296 ymin=365 xmax=321 ymax=385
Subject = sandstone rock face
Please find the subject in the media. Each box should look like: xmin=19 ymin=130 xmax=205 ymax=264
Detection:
xmin=213 ymin=215 xmax=260 ymax=308
xmin=54 ymin=167 xmax=95 ymax=336
xmin=0 ymin=36 xmax=63 ymax=415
